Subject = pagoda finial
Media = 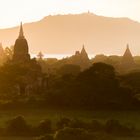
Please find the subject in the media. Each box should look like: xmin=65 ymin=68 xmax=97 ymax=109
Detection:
xmin=82 ymin=44 xmax=85 ymax=49
xmin=19 ymin=22 xmax=24 ymax=39
xmin=81 ymin=44 xmax=87 ymax=54
xmin=127 ymin=43 xmax=129 ymax=49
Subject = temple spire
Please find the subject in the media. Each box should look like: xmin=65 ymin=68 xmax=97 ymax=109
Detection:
xmin=81 ymin=44 xmax=86 ymax=53
xmin=127 ymin=43 xmax=129 ymax=49
xmin=13 ymin=22 xmax=30 ymax=62
xmin=18 ymin=22 xmax=24 ymax=39
xmin=124 ymin=44 xmax=132 ymax=57
xmin=121 ymin=44 xmax=135 ymax=67
xmin=81 ymin=44 xmax=89 ymax=59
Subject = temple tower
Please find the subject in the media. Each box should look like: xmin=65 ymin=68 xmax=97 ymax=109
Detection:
xmin=81 ymin=44 xmax=89 ymax=60
xmin=13 ymin=22 xmax=30 ymax=62
xmin=121 ymin=44 xmax=135 ymax=67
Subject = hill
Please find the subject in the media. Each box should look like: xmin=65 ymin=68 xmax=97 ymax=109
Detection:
xmin=0 ymin=13 xmax=140 ymax=55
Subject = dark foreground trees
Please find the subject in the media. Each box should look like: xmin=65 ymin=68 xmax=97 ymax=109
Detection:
xmin=46 ymin=63 xmax=139 ymax=109
xmin=0 ymin=59 xmax=42 ymax=97
xmin=0 ymin=61 xmax=139 ymax=110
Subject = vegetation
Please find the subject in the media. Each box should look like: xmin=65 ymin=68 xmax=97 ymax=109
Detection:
xmin=0 ymin=60 xmax=139 ymax=110
xmin=0 ymin=115 xmax=135 ymax=139
xmin=0 ymin=47 xmax=140 ymax=139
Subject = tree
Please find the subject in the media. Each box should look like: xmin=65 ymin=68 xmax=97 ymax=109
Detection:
xmin=0 ymin=58 xmax=42 ymax=97
xmin=58 ymin=64 xmax=80 ymax=76
xmin=4 ymin=47 xmax=13 ymax=60
xmin=5 ymin=116 xmax=31 ymax=136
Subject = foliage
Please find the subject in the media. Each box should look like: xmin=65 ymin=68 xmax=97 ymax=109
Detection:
xmin=0 ymin=61 xmax=139 ymax=110
xmin=56 ymin=117 xmax=71 ymax=130
xmin=105 ymin=119 xmax=135 ymax=136
xmin=54 ymin=127 xmax=94 ymax=140
xmin=0 ymin=59 xmax=42 ymax=96
xmin=46 ymin=62 xmax=137 ymax=109
xmin=57 ymin=64 xmax=80 ymax=76
xmin=36 ymin=134 xmax=54 ymax=140
xmin=36 ymin=119 xmax=52 ymax=135
xmin=120 ymin=72 xmax=140 ymax=95
xmin=5 ymin=116 xmax=31 ymax=136
xmin=0 ymin=114 xmax=135 ymax=138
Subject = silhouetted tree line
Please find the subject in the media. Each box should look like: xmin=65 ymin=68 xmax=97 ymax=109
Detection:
xmin=44 ymin=62 xmax=140 ymax=110
xmin=0 ymin=61 xmax=139 ymax=110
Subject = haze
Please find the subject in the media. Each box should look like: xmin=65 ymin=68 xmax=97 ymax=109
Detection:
xmin=0 ymin=0 xmax=140 ymax=28
xmin=1 ymin=13 xmax=140 ymax=55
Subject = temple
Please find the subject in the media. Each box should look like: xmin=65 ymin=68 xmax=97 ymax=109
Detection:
xmin=13 ymin=22 xmax=30 ymax=62
xmin=69 ymin=45 xmax=91 ymax=70
xmin=121 ymin=44 xmax=135 ymax=67
xmin=11 ymin=23 xmax=42 ymax=96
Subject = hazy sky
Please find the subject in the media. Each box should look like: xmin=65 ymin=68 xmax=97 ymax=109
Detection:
xmin=0 ymin=0 xmax=140 ymax=28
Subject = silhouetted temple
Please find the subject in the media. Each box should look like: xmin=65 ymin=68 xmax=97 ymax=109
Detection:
xmin=11 ymin=23 xmax=43 ymax=96
xmin=121 ymin=44 xmax=135 ymax=67
xmin=13 ymin=23 xmax=30 ymax=62
xmin=81 ymin=45 xmax=89 ymax=60
xmin=69 ymin=45 xmax=91 ymax=70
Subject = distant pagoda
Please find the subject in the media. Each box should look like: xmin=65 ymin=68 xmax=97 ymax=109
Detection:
xmin=69 ymin=44 xmax=91 ymax=70
xmin=81 ymin=44 xmax=89 ymax=60
xmin=13 ymin=22 xmax=30 ymax=62
xmin=121 ymin=44 xmax=135 ymax=67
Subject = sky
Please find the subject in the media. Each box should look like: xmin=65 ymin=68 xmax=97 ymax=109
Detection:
xmin=0 ymin=0 xmax=140 ymax=28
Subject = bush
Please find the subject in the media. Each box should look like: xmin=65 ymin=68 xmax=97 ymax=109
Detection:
xmin=92 ymin=132 xmax=114 ymax=140
xmin=58 ymin=64 xmax=80 ymax=76
xmin=36 ymin=134 xmax=54 ymax=140
xmin=36 ymin=119 xmax=52 ymax=135
xmin=5 ymin=115 xmax=31 ymax=136
xmin=89 ymin=120 xmax=103 ymax=132
xmin=54 ymin=127 xmax=94 ymax=140
xmin=56 ymin=117 xmax=71 ymax=130
xmin=105 ymin=119 xmax=134 ymax=136
xmin=70 ymin=119 xmax=89 ymax=129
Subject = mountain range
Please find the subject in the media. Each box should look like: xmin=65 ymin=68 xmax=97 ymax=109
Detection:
xmin=0 ymin=13 xmax=140 ymax=56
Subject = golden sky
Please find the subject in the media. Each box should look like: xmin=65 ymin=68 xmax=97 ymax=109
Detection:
xmin=0 ymin=0 xmax=140 ymax=28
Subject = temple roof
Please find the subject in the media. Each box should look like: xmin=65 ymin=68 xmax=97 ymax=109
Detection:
xmin=121 ymin=44 xmax=135 ymax=66
xmin=13 ymin=23 xmax=30 ymax=62
xmin=81 ymin=44 xmax=86 ymax=54
xmin=123 ymin=44 xmax=133 ymax=58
